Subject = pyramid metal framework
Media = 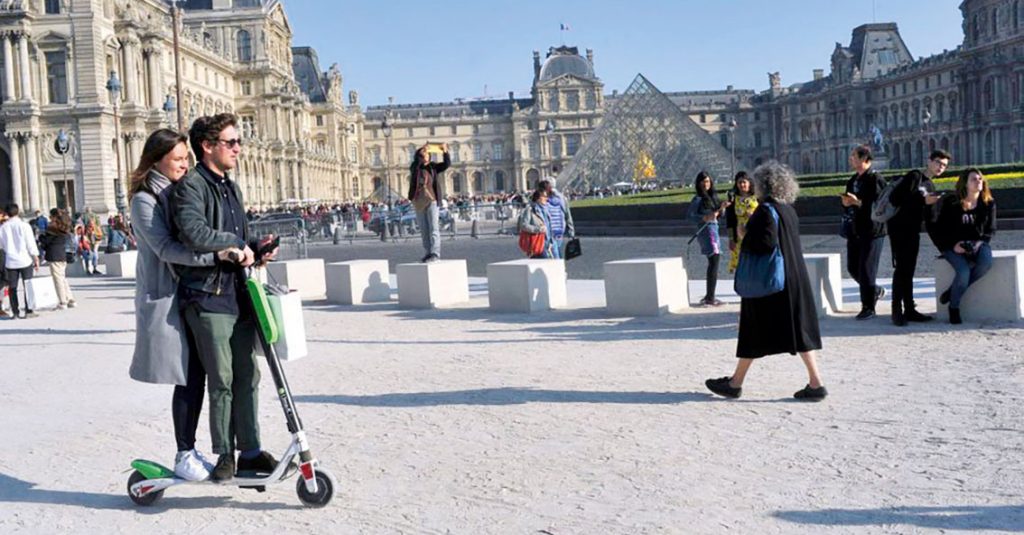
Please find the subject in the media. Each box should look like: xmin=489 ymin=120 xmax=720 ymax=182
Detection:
xmin=558 ymin=74 xmax=739 ymax=192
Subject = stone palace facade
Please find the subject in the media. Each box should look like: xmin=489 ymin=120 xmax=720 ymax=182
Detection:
xmin=0 ymin=0 xmax=1020 ymax=214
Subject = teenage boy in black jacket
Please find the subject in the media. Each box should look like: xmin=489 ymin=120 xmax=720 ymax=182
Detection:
xmin=886 ymin=149 xmax=949 ymax=325
xmin=841 ymin=145 xmax=887 ymax=320
xmin=172 ymin=113 xmax=279 ymax=482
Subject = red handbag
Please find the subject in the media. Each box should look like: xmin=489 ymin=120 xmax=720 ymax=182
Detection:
xmin=518 ymin=231 xmax=546 ymax=257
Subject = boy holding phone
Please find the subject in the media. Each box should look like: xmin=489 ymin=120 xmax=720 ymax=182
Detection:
xmin=886 ymin=149 xmax=950 ymax=326
xmin=172 ymin=113 xmax=280 ymax=482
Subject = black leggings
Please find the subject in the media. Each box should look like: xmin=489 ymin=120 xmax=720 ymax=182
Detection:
xmin=172 ymin=327 xmax=207 ymax=452
xmin=705 ymin=254 xmax=720 ymax=300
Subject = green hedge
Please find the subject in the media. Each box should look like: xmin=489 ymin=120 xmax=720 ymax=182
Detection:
xmin=571 ymin=162 xmax=1024 ymax=208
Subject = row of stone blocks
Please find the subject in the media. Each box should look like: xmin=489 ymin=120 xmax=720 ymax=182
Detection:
xmin=95 ymin=250 xmax=1024 ymax=321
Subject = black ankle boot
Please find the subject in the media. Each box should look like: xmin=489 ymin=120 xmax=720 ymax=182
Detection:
xmin=949 ymin=307 xmax=962 ymax=325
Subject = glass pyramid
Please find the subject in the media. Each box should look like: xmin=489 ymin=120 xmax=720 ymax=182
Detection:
xmin=558 ymin=74 xmax=739 ymax=192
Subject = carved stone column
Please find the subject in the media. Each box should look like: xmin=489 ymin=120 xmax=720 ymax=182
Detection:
xmin=122 ymin=35 xmax=140 ymax=105
xmin=5 ymin=132 xmax=23 ymax=207
xmin=24 ymin=133 xmax=40 ymax=210
xmin=2 ymin=33 xmax=14 ymax=102
xmin=144 ymin=46 xmax=162 ymax=109
xmin=17 ymin=31 xmax=31 ymax=101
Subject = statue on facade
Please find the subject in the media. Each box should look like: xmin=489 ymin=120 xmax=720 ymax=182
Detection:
xmin=768 ymin=71 xmax=781 ymax=91
xmin=869 ymin=124 xmax=884 ymax=153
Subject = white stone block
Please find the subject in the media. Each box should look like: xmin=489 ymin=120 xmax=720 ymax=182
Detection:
xmin=934 ymin=250 xmax=1024 ymax=322
xmin=397 ymin=260 xmax=469 ymax=309
xmin=603 ymin=257 xmax=688 ymax=316
xmin=803 ymin=253 xmax=843 ymax=317
xmin=102 ymin=251 xmax=137 ymax=278
xmin=66 ymin=260 xmax=90 ymax=278
xmin=487 ymin=259 xmax=567 ymax=313
xmin=265 ymin=258 xmax=326 ymax=300
xmin=326 ymin=260 xmax=391 ymax=305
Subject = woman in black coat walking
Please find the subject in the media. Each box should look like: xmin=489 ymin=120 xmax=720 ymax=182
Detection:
xmin=705 ymin=160 xmax=827 ymax=401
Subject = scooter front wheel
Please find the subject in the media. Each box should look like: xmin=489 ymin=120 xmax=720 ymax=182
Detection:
xmin=296 ymin=468 xmax=336 ymax=508
xmin=127 ymin=470 xmax=164 ymax=507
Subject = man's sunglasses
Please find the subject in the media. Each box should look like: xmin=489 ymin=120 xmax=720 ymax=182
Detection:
xmin=216 ymin=138 xmax=243 ymax=148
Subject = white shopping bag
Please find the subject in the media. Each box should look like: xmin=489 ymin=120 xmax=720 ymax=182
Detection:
xmin=256 ymin=290 xmax=308 ymax=361
xmin=26 ymin=276 xmax=59 ymax=310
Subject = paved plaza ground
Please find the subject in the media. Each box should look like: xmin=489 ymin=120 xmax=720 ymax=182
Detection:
xmin=0 ymin=234 xmax=1022 ymax=533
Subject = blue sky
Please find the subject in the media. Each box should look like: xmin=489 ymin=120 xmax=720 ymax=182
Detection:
xmin=284 ymin=1 xmax=964 ymax=107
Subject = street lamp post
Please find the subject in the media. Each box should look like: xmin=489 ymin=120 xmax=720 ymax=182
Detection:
xmin=380 ymin=111 xmax=393 ymax=242
xmin=728 ymin=117 xmax=738 ymax=180
xmin=107 ymin=71 xmax=125 ymax=214
xmin=55 ymin=129 xmax=70 ymax=210
xmin=169 ymin=0 xmax=185 ymax=132
xmin=544 ymin=119 xmax=555 ymax=180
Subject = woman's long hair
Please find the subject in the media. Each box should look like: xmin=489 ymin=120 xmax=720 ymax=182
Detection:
xmin=47 ymin=209 xmax=72 ymax=235
xmin=128 ymin=129 xmax=188 ymax=200
xmin=956 ymin=167 xmax=993 ymax=209
xmin=694 ymin=170 xmax=720 ymax=210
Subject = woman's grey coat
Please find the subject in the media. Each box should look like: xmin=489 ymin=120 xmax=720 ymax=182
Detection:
xmin=129 ymin=170 xmax=215 ymax=385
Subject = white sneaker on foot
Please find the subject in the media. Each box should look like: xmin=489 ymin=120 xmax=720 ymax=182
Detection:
xmin=174 ymin=449 xmax=211 ymax=481
xmin=192 ymin=449 xmax=216 ymax=473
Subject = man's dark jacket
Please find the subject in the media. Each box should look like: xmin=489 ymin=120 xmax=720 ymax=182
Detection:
xmin=171 ymin=164 xmax=253 ymax=296
xmin=406 ymin=152 xmax=451 ymax=206
xmin=843 ymin=169 xmax=887 ymax=239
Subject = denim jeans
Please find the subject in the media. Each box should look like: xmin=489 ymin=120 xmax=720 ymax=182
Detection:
xmin=416 ymin=203 xmax=440 ymax=258
xmin=550 ymin=232 xmax=564 ymax=259
xmin=941 ymin=243 xmax=993 ymax=309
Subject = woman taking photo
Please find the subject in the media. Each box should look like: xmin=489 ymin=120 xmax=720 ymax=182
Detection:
xmin=929 ymin=167 xmax=996 ymax=324
xmin=705 ymin=161 xmax=827 ymax=401
xmin=127 ymin=128 xmax=241 ymax=481
xmin=687 ymin=171 xmax=730 ymax=306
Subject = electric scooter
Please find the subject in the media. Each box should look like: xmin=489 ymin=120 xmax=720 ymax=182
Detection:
xmin=126 ymin=277 xmax=337 ymax=508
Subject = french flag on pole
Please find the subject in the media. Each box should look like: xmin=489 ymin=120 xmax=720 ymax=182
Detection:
xmin=560 ymin=23 xmax=571 ymax=31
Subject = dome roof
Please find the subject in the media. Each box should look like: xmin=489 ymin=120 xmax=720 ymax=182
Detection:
xmin=538 ymin=47 xmax=595 ymax=82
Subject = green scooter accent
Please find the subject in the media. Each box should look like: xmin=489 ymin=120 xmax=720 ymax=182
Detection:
xmin=246 ymin=278 xmax=279 ymax=344
xmin=131 ymin=459 xmax=175 ymax=480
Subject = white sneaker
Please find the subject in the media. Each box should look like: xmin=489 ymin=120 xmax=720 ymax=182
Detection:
xmin=174 ymin=450 xmax=211 ymax=481
xmin=192 ymin=449 xmax=216 ymax=473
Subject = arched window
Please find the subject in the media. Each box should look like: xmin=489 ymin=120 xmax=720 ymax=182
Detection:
xmin=495 ymin=170 xmax=506 ymax=192
xmin=237 ymin=30 xmax=252 ymax=62
xmin=451 ymin=173 xmax=463 ymax=193
xmin=983 ymin=79 xmax=994 ymax=110
xmin=473 ymin=171 xmax=483 ymax=192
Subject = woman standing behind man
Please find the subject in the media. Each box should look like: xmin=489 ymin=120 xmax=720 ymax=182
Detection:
xmin=929 ymin=168 xmax=996 ymax=324
xmin=687 ymin=171 xmax=730 ymax=306
xmin=127 ymin=129 xmax=242 ymax=481
xmin=705 ymin=161 xmax=826 ymax=401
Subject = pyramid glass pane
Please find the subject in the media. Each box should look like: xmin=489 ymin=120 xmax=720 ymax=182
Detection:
xmin=558 ymin=74 xmax=739 ymax=192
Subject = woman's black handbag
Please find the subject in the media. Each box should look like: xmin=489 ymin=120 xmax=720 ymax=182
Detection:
xmin=565 ymin=237 xmax=582 ymax=260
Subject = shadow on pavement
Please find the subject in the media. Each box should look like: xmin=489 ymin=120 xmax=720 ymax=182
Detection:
xmin=0 ymin=472 xmax=301 ymax=512
xmin=295 ymin=387 xmax=715 ymax=407
xmin=772 ymin=505 xmax=1024 ymax=532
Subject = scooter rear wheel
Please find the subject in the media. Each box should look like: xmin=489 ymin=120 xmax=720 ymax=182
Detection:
xmin=127 ymin=470 xmax=164 ymax=507
xmin=296 ymin=468 xmax=336 ymax=508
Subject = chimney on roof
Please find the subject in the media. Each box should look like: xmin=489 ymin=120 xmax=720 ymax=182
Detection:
xmin=533 ymin=50 xmax=541 ymax=79
xmin=813 ymin=69 xmax=824 ymax=80
xmin=586 ymin=48 xmax=593 ymax=66
xmin=508 ymin=91 xmax=514 ymax=101
xmin=726 ymin=85 xmax=733 ymax=91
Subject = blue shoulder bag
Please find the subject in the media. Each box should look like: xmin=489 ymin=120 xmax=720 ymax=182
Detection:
xmin=734 ymin=204 xmax=785 ymax=298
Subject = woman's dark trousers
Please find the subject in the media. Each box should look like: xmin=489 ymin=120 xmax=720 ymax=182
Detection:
xmin=847 ymin=236 xmax=884 ymax=311
xmin=889 ymin=230 xmax=920 ymax=313
xmin=172 ymin=327 xmax=207 ymax=452
xmin=705 ymin=254 xmax=720 ymax=301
